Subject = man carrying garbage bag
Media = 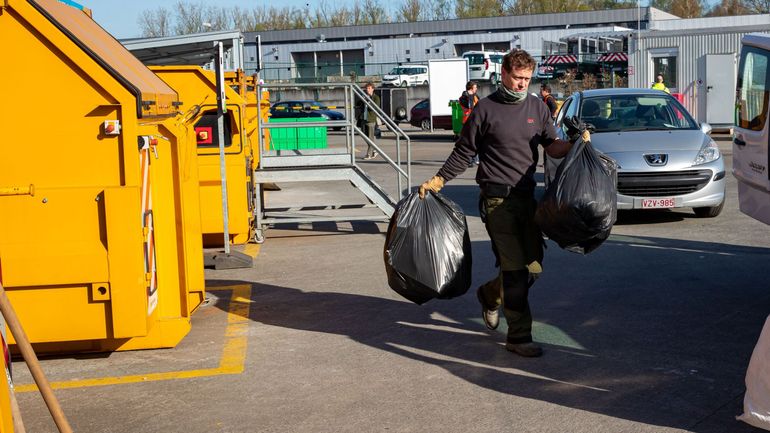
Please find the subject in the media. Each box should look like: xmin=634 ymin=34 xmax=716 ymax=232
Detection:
xmin=418 ymin=49 xmax=589 ymax=358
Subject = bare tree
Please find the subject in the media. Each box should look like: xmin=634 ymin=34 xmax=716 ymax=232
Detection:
xmin=424 ymin=0 xmax=455 ymax=19
xmin=230 ymin=6 xmax=257 ymax=32
xmin=670 ymin=0 xmax=704 ymax=17
xmin=203 ymin=5 xmax=230 ymax=31
xmin=706 ymin=0 xmax=748 ymax=15
xmin=456 ymin=0 xmax=503 ymax=17
xmin=138 ymin=7 xmax=172 ymax=37
xmin=743 ymin=0 xmax=770 ymax=12
xmin=359 ymin=0 xmax=390 ymax=24
xmin=397 ymin=0 xmax=425 ymax=21
xmin=174 ymin=1 xmax=205 ymax=34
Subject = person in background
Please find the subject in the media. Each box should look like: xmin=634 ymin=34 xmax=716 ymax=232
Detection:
xmin=356 ymin=82 xmax=381 ymax=160
xmin=418 ymin=49 xmax=588 ymax=358
xmin=459 ymin=81 xmax=480 ymax=166
xmin=540 ymin=84 xmax=558 ymax=119
xmin=651 ymin=74 xmax=670 ymax=93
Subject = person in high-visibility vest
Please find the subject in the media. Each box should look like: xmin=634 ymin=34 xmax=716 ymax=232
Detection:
xmin=651 ymin=74 xmax=670 ymax=93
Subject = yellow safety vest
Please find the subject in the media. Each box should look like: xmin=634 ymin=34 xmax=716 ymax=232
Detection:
xmin=651 ymin=82 xmax=670 ymax=93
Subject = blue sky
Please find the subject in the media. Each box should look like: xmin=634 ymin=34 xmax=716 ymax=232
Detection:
xmin=84 ymin=1 xmax=301 ymax=39
xmin=83 ymin=0 xmax=701 ymax=40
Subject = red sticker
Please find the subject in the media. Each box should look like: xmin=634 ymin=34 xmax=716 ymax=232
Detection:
xmin=527 ymin=118 xmax=535 ymax=124
xmin=195 ymin=126 xmax=213 ymax=144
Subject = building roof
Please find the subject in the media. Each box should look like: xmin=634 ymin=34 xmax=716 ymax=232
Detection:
xmin=122 ymin=30 xmax=242 ymax=66
xmin=246 ymin=7 xmax=674 ymax=44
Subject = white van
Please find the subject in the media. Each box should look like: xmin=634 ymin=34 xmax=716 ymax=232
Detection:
xmin=734 ymin=33 xmax=770 ymax=225
xmin=462 ymin=51 xmax=504 ymax=84
xmin=382 ymin=65 xmax=429 ymax=87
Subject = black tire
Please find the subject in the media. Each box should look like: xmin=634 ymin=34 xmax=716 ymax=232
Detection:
xmin=401 ymin=81 xmax=408 ymax=87
xmin=693 ymin=200 xmax=724 ymax=218
xmin=423 ymin=80 xmax=428 ymax=86
xmin=420 ymin=119 xmax=431 ymax=131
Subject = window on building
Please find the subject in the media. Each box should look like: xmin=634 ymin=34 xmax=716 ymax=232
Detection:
xmin=425 ymin=49 xmax=430 ymax=54
xmin=651 ymin=48 xmax=678 ymax=90
xmin=406 ymin=49 xmax=410 ymax=54
xmin=435 ymin=48 xmax=440 ymax=53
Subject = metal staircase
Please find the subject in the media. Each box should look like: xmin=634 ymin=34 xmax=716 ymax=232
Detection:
xmin=253 ymin=83 xmax=411 ymax=241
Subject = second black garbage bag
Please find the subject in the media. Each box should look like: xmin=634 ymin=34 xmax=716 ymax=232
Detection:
xmin=536 ymin=118 xmax=618 ymax=255
xmin=384 ymin=192 xmax=472 ymax=305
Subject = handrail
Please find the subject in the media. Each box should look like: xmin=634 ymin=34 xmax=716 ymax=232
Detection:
xmin=350 ymin=84 xmax=412 ymax=197
xmin=256 ymin=82 xmax=411 ymax=198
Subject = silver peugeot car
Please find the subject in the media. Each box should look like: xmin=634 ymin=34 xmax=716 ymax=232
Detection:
xmin=551 ymin=88 xmax=726 ymax=218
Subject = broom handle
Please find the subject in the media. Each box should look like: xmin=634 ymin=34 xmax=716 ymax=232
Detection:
xmin=0 ymin=282 xmax=73 ymax=433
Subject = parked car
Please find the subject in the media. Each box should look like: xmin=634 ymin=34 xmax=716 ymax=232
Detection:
xmin=269 ymin=100 xmax=345 ymax=130
xmin=551 ymin=88 xmax=726 ymax=217
xmin=409 ymin=99 xmax=453 ymax=131
xmin=382 ymin=65 xmax=429 ymax=87
xmin=462 ymin=51 xmax=504 ymax=85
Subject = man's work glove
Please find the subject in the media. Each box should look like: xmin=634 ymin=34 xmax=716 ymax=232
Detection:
xmin=418 ymin=175 xmax=444 ymax=199
xmin=563 ymin=115 xmax=591 ymax=143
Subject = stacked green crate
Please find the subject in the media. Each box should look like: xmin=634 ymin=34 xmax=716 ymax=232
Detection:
xmin=268 ymin=118 xmax=298 ymax=150
xmin=267 ymin=117 xmax=328 ymax=149
xmin=297 ymin=117 xmax=327 ymax=149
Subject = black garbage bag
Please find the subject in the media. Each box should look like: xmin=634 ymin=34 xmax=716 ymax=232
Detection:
xmin=384 ymin=192 xmax=472 ymax=305
xmin=536 ymin=118 xmax=618 ymax=255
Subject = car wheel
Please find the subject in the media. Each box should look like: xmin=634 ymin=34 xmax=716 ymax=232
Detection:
xmin=401 ymin=81 xmax=408 ymax=87
xmin=395 ymin=107 xmax=407 ymax=120
xmin=420 ymin=119 xmax=431 ymax=131
xmin=693 ymin=200 xmax=725 ymax=218
xmin=422 ymin=80 xmax=428 ymax=86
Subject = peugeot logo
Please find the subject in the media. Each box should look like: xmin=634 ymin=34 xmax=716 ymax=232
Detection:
xmin=645 ymin=154 xmax=668 ymax=166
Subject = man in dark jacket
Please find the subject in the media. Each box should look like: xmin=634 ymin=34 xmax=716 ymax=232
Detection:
xmin=418 ymin=49 xmax=589 ymax=357
xmin=540 ymin=83 xmax=558 ymax=119
xmin=356 ymin=82 xmax=381 ymax=160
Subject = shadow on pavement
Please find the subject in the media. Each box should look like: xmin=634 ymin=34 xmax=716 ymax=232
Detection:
xmin=209 ymin=234 xmax=770 ymax=433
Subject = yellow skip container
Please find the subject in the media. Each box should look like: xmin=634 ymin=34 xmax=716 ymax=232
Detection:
xmin=0 ymin=0 xmax=205 ymax=352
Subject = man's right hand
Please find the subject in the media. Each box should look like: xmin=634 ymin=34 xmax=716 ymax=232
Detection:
xmin=418 ymin=175 xmax=445 ymax=199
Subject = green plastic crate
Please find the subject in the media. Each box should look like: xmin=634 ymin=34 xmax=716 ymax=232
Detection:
xmin=268 ymin=117 xmax=328 ymax=150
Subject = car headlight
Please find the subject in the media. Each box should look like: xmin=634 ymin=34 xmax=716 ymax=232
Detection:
xmin=693 ymin=139 xmax=720 ymax=165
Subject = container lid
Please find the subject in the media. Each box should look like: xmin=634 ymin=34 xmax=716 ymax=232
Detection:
xmin=28 ymin=0 xmax=179 ymax=118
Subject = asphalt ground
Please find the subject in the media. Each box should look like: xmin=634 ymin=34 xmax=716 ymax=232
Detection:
xmin=13 ymin=128 xmax=770 ymax=433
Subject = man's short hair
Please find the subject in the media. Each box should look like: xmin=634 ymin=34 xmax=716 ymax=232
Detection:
xmin=363 ymin=82 xmax=375 ymax=89
xmin=540 ymin=84 xmax=552 ymax=93
xmin=502 ymin=49 xmax=536 ymax=73
xmin=466 ymin=80 xmax=478 ymax=91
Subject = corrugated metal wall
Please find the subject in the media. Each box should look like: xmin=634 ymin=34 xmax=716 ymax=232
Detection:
xmin=246 ymin=26 xmax=623 ymax=80
xmin=629 ymin=28 xmax=770 ymax=123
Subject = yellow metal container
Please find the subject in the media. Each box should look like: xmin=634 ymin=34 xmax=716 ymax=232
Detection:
xmin=152 ymin=66 xmax=255 ymax=246
xmin=0 ymin=0 xmax=205 ymax=352
xmin=225 ymin=71 xmax=271 ymax=168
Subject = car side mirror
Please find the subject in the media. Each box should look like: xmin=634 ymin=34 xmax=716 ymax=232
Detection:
xmin=700 ymin=122 xmax=712 ymax=135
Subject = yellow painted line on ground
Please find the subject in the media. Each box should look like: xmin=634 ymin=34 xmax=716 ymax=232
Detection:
xmin=16 ymin=285 xmax=251 ymax=393
xmin=238 ymin=243 xmax=261 ymax=259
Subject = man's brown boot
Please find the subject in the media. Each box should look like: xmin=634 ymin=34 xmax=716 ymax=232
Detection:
xmin=505 ymin=342 xmax=543 ymax=358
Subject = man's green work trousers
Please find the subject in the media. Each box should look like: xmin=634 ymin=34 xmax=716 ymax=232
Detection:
xmin=478 ymin=193 xmax=544 ymax=344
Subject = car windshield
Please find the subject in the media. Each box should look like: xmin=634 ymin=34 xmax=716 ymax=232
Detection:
xmin=389 ymin=68 xmax=408 ymax=75
xmin=580 ymin=95 xmax=698 ymax=133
